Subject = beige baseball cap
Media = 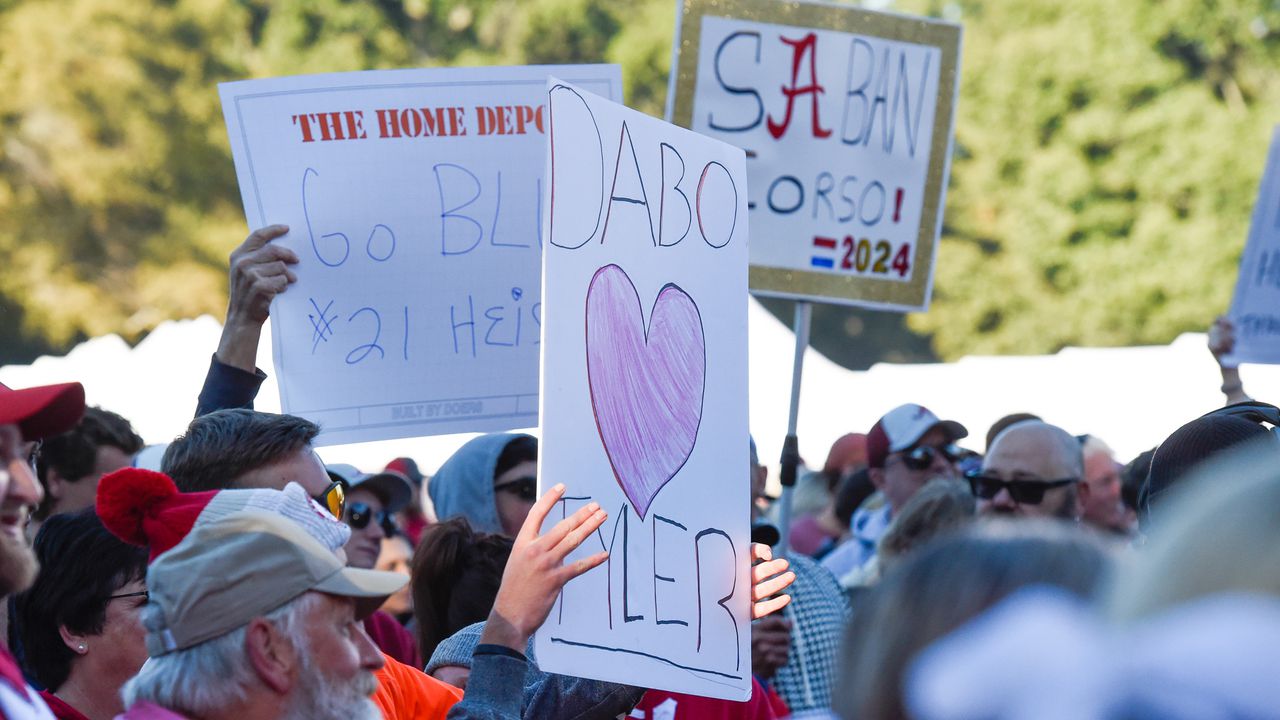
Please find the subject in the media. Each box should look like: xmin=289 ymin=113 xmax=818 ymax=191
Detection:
xmin=144 ymin=508 xmax=407 ymax=656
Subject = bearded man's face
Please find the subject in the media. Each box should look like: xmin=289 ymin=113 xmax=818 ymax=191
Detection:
xmin=0 ymin=423 xmax=41 ymax=596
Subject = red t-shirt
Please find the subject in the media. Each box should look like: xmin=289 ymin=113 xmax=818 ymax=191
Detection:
xmin=630 ymin=677 xmax=784 ymax=720
xmin=364 ymin=610 xmax=421 ymax=668
xmin=38 ymin=692 xmax=89 ymax=720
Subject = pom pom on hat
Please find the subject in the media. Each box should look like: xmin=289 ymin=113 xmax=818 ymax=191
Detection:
xmin=97 ymin=468 xmax=178 ymax=545
xmin=96 ymin=468 xmax=218 ymax=560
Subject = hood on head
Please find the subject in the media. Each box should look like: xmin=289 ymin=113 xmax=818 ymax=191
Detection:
xmin=428 ymin=433 xmax=532 ymax=535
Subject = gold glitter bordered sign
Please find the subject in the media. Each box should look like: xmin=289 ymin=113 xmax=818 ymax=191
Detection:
xmin=668 ymin=0 xmax=961 ymax=311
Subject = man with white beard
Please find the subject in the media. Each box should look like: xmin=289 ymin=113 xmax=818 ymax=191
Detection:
xmin=0 ymin=381 xmax=85 ymax=720
xmin=95 ymin=468 xmax=403 ymax=720
xmin=97 ymin=459 xmax=614 ymax=720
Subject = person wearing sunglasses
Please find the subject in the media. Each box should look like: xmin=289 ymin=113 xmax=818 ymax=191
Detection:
xmin=822 ymin=404 xmax=968 ymax=579
xmin=971 ymin=420 xmax=1082 ymax=520
xmin=325 ymin=464 xmax=413 ymax=569
xmin=430 ymin=433 xmax=539 ymax=538
xmin=325 ymin=463 xmax=422 ymax=668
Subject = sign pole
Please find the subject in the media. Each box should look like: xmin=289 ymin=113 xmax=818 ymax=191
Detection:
xmin=774 ymin=300 xmax=811 ymax=557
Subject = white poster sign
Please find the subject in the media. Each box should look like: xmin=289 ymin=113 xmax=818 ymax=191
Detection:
xmin=534 ymin=78 xmax=751 ymax=700
xmin=219 ymin=65 xmax=621 ymax=445
xmin=670 ymin=0 xmax=961 ymax=310
xmin=1226 ymin=125 xmax=1280 ymax=366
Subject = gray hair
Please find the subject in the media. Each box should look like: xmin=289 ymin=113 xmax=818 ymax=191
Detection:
xmin=1080 ymin=434 xmax=1116 ymax=461
xmin=122 ymin=592 xmax=321 ymax=716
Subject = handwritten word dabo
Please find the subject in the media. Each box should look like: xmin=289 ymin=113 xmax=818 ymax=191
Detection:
xmin=548 ymin=85 xmax=739 ymax=253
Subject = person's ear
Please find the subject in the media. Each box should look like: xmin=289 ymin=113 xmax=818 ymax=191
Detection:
xmin=45 ymin=468 xmax=68 ymax=501
xmin=1076 ymin=478 xmax=1092 ymax=506
xmin=245 ymin=618 xmax=297 ymax=695
xmin=58 ymin=625 xmax=89 ymax=656
xmin=868 ymin=467 xmax=886 ymax=491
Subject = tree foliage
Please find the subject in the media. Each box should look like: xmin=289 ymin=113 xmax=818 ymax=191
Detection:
xmin=1 ymin=0 xmax=1278 ymax=365
xmin=899 ymin=0 xmax=1280 ymax=358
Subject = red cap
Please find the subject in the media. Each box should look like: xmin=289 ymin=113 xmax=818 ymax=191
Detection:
xmin=823 ymin=433 xmax=868 ymax=476
xmin=0 ymin=381 xmax=85 ymax=441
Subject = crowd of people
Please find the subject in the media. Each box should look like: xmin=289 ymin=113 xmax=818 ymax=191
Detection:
xmin=1 ymin=224 xmax=1278 ymax=720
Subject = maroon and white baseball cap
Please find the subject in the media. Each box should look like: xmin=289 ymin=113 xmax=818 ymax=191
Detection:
xmin=867 ymin=404 xmax=968 ymax=468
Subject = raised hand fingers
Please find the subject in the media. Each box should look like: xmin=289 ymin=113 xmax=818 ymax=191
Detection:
xmin=562 ymin=549 xmax=609 ymax=584
xmin=750 ymin=554 xmax=794 ymax=620
xmin=252 ymin=260 xmax=298 ymax=282
xmin=751 ymin=556 xmax=789 ymax=584
xmin=752 ymin=593 xmax=792 ymax=619
xmin=517 ymin=483 xmax=567 ymax=544
xmin=751 ymin=565 xmax=795 ymax=602
xmin=236 ymin=243 xmax=299 ymax=269
xmin=750 ymin=542 xmax=773 ymax=564
xmin=545 ymin=502 xmax=606 ymax=559
xmin=242 ymin=224 xmax=290 ymax=251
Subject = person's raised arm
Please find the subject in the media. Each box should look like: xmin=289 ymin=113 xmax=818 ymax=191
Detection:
xmin=447 ymin=484 xmax=607 ymax=720
xmin=217 ymin=225 xmax=298 ymax=371
xmin=195 ymin=225 xmax=298 ymax=416
xmin=1209 ymin=315 xmax=1252 ymax=405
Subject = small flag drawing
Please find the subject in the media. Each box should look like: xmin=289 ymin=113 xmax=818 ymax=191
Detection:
xmin=811 ymin=236 xmax=837 ymax=269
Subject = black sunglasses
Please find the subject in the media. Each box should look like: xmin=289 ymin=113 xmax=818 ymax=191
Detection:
xmin=345 ymin=502 xmax=397 ymax=537
xmin=893 ymin=444 xmax=965 ymax=471
xmin=494 ymin=476 xmax=538 ymax=503
xmin=966 ymin=470 xmax=1078 ymax=505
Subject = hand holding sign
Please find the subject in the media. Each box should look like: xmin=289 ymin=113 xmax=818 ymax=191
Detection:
xmin=216 ymin=225 xmax=299 ymax=373
xmin=482 ymin=483 xmax=610 ymax=652
xmin=219 ymin=66 xmax=622 ymax=445
xmin=749 ymin=542 xmax=794 ymax=619
xmin=1226 ymin=126 xmax=1280 ymax=366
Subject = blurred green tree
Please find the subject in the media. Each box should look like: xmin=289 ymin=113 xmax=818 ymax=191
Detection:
xmin=899 ymin=0 xmax=1280 ymax=358
xmin=2 ymin=0 xmax=1278 ymax=368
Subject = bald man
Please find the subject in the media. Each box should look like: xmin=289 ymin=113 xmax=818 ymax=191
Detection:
xmin=970 ymin=421 xmax=1082 ymax=520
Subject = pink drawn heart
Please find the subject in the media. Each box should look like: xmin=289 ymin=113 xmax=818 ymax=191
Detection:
xmin=586 ymin=264 xmax=706 ymax=520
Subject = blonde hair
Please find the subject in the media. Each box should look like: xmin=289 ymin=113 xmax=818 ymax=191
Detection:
xmin=877 ymin=478 xmax=975 ymax=572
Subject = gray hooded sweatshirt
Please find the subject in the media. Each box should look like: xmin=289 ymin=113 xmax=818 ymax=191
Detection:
xmin=429 ymin=432 xmax=530 ymax=535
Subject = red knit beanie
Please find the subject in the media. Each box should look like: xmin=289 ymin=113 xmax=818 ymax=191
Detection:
xmin=96 ymin=468 xmax=217 ymax=560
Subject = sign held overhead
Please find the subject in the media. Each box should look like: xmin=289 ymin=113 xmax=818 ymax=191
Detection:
xmin=535 ymin=77 xmax=752 ymax=701
xmin=219 ymin=65 xmax=621 ymax=445
xmin=669 ymin=0 xmax=962 ymax=311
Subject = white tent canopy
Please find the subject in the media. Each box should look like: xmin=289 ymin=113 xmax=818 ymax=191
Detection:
xmin=4 ymin=299 xmax=1278 ymax=477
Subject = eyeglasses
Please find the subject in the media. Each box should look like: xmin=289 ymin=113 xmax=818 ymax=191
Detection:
xmin=494 ymin=476 xmax=537 ymax=503
xmin=891 ymin=444 xmax=965 ymax=472
xmin=314 ymin=480 xmax=346 ymax=519
xmin=966 ymin=471 xmax=1079 ymax=505
xmin=346 ymin=502 xmax=397 ymax=537
xmin=108 ymin=590 xmax=149 ymax=603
